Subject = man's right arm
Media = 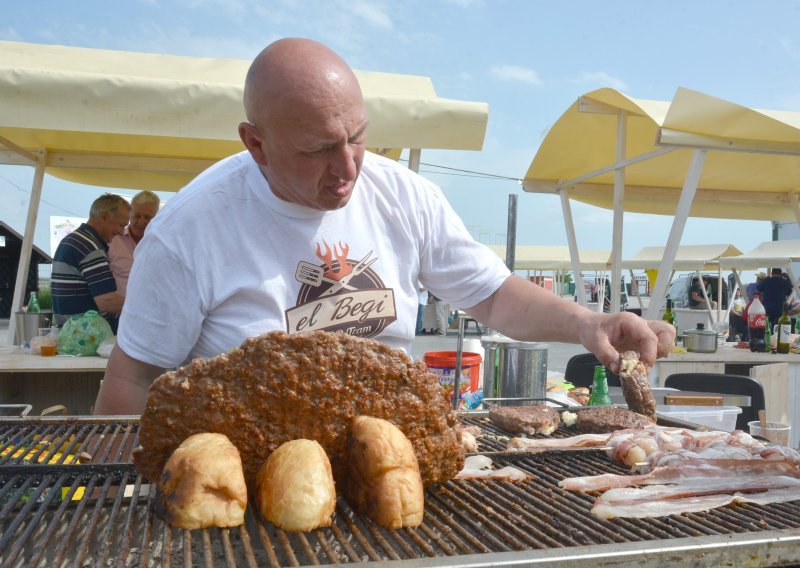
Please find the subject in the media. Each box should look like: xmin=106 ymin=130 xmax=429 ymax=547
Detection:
xmin=94 ymin=345 xmax=164 ymax=415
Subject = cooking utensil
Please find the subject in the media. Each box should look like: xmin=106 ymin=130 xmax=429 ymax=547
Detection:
xmin=685 ymin=323 xmax=718 ymax=353
xmin=759 ymin=409 xmax=767 ymax=428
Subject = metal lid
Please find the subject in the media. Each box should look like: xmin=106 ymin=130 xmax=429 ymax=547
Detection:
xmin=684 ymin=323 xmax=717 ymax=337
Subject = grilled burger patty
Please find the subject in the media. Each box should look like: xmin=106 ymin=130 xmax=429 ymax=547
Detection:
xmin=133 ymin=331 xmax=464 ymax=489
xmin=489 ymin=405 xmax=561 ymax=435
xmin=575 ymin=406 xmax=654 ymax=434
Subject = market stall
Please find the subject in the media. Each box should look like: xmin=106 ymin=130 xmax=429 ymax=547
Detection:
xmin=0 ymin=40 xmax=489 ymax=345
xmin=522 ymin=87 xmax=800 ymax=318
xmin=621 ymin=243 xmax=742 ymax=323
xmin=487 ymin=244 xmax=611 ymax=304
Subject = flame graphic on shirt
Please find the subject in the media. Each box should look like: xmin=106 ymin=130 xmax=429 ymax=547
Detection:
xmin=315 ymin=240 xmax=352 ymax=281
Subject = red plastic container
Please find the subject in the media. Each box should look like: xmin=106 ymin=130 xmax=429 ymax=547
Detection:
xmin=424 ymin=351 xmax=482 ymax=408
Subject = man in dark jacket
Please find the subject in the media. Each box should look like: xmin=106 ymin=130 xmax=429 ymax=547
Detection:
xmin=757 ymin=268 xmax=792 ymax=326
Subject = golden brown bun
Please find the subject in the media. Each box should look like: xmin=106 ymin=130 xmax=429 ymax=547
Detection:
xmin=157 ymin=433 xmax=247 ymax=529
xmin=255 ymin=439 xmax=336 ymax=532
xmin=344 ymin=416 xmax=424 ymax=529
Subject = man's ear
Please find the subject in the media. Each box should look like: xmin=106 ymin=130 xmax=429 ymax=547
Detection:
xmin=238 ymin=122 xmax=267 ymax=167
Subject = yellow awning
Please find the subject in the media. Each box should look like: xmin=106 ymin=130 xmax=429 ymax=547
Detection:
xmin=719 ymin=240 xmax=800 ymax=271
xmin=522 ymin=87 xmax=800 ymax=222
xmin=0 ymin=40 xmax=488 ymax=191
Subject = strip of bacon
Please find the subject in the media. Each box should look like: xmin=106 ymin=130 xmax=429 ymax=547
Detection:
xmin=560 ymin=459 xmax=800 ymax=492
xmin=507 ymin=433 xmax=610 ymax=451
xmin=591 ymin=477 xmax=800 ymax=519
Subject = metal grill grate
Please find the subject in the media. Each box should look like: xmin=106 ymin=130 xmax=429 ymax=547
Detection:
xmin=1 ymin=416 xmax=800 ymax=567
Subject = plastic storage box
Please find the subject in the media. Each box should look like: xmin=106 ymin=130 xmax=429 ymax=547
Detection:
xmin=656 ymin=405 xmax=742 ymax=432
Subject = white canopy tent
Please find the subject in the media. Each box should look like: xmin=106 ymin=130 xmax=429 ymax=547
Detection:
xmin=719 ymin=240 xmax=800 ymax=301
xmin=522 ymin=87 xmax=800 ymax=318
xmin=487 ymin=244 xmax=611 ymax=302
xmin=621 ymin=243 xmax=743 ymax=321
xmin=0 ymin=40 xmax=489 ymax=344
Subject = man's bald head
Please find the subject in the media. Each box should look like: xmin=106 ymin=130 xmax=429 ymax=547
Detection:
xmin=238 ymin=38 xmax=368 ymax=211
xmin=243 ymin=38 xmax=363 ymax=126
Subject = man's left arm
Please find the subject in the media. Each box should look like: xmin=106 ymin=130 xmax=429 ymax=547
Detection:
xmin=465 ymin=275 xmax=675 ymax=372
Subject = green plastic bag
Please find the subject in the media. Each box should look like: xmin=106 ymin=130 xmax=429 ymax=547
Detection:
xmin=57 ymin=311 xmax=113 ymax=356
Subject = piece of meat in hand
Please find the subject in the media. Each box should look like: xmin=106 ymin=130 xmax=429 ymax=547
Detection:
xmin=618 ymin=351 xmax=657 ymax=420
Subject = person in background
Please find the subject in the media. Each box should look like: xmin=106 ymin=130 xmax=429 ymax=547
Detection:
xmin=415 ymin=286 xmax=428 ymax=336
xmin=94 ymin=38 xmax=674 ymax=415
xmin=747 ymin=272 xmax=766 ymax=302
xmin=52 ymin=193 xmax=130 ymax=334
xmin=108 ymin=190 xmax=161 ymax=297
xmin=689 ymin=276 xmax=716 ymax=310
xmin=757 ymin=267 xmax=792 ymax=327
xmin=430 ymin=293 xmax=452 ymax=336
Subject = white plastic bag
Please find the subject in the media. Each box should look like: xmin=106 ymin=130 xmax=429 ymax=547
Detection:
xmin=96 ymin=335 xmax=117 ymax=358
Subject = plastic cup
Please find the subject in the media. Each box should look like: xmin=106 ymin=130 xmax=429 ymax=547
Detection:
xmin=40 ymin=344 xmax=57 ymax=356
xmin=748 ymin=420 xmax=791 ymax=446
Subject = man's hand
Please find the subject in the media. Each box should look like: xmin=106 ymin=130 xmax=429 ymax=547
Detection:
xmin=577 ymin=312 xmax=675 ymax=374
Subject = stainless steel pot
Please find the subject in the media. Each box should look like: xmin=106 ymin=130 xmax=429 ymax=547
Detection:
xmin=685 ymin=323 xmax=718 ymax=353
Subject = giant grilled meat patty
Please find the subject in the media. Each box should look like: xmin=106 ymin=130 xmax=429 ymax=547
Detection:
xmin=133 ymin=331 xmax=463 ymax=489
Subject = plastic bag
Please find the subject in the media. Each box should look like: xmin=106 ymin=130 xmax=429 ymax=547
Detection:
xmin=96 ymin=335 xmax=116 ymax=358
xmin=57 ymin=311 xmax=113 ymax=356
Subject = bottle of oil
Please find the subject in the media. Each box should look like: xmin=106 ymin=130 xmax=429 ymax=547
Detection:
xmin=662 ymin=298 xmax=674 ymax=325
xmin=588 ymin=365 xmax=612 ymax=406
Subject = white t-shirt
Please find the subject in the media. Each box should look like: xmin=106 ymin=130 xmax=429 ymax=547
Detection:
xmin=118 ymin=151 xmax=510 ymax=367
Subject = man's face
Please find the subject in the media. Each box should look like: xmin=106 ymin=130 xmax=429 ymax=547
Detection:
xmin=243 ymin=97 xmax=368 ymax=211
xmin=99 ymin=207 xmax=131 ymax=243
xmin=128 ymin=202 xmax=159 ymax=241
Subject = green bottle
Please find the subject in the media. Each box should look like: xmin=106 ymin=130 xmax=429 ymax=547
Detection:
xmin=662 ymin=298 xmax=674 ymax=325
xmin=27 ymin=292 xmax=40 ymax=313
xmin=588 ymin=365 xmax=612 ymax=406
xmin=777 ymin=302 xmax=791 ymax=354
xmin=764 ymin=318 xmax=772 ymax=353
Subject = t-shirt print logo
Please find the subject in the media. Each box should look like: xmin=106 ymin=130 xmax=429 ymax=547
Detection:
xmin=286 ymin=240 xmax=397 ymax=338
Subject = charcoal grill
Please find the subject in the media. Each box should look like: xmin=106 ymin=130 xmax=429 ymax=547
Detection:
xmin=1 ymin=415 xmax=799 ymax=567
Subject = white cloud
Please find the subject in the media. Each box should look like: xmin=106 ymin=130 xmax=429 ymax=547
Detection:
xmin=489 ymin=64 xmax=543 ymax=86
xmin=0 ymin=27 xmax=22 ymax=40
xmin=779 ymin=37 xmax=800 ymax=58
xmin=443 ymin=0 xmax=485 ymax=7
xmin=575 ymin=71 xmax=628 ymax=91
xmin=349 ymin=0 xmax=393 ymax=30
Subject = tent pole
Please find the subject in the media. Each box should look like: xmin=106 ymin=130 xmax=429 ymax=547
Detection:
xmin=789 ymin=192 xmax=800 ymax=225
xmin=610 ymin=111 xmax=627 ymax=313
xmin=7 ymin=149 xmax=47 ymax=346
xmin=645 ymin=149 xmax=707 ymax=320
xmin=407 ymin=148 xmax=421 ymax=173
xmin=560 ymin=188 xmax=586 ymax=306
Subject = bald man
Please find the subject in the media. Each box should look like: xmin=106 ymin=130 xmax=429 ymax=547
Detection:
xmin=95 ymin=38 xmax=674 ymax=415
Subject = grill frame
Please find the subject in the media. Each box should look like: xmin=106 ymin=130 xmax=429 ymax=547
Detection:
xmin=1 ymin=415 xmax=799 ymax=567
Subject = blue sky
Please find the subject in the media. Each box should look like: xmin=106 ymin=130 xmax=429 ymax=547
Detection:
xmin=2 ymin=0 xmax=799 ymax=264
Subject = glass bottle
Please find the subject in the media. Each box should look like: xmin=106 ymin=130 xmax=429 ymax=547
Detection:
xmin=588 ymin=365 xmax=612 ymax=406
xmin=777 ymin=302 xmax=792 ymax=354
xmin=662 ymin=298 xmax=674 ymax=325
xmin=764 ymin=318 xmax=772 ymax=353
xmin=27 ymin=291 xmax=40 ymax=313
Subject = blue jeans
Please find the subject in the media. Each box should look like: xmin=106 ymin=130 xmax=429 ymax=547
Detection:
xmin=416 ymin=304 xmax=425 ymax=334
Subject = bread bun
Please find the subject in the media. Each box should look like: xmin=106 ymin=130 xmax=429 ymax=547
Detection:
xmin=255 ymin=439 xmax=336 ymax=532
xmin=157 ymin=433 xmax=247 ymax=529
xmin=344 ymin=416 xmax=424 ymax=529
